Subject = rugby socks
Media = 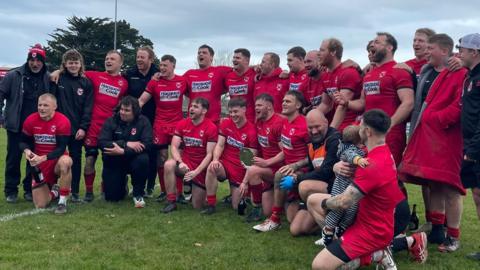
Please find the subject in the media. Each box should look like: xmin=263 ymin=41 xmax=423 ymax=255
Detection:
xmin=84 ymin=171 xmax=95 ymax=193
xmin=270 ymin=206 xmax=283 ymax=224
xmin=59 ymin=188 xmax=70 ymax=205
xmin=157 ymin=167 xmax=166 ymax=193
xmin=50 ymin=190 xmax=59 ymax=200
xmin=447 ymin=227 xmax=460 ymax=239
xmin=167 ymin=193 xmax=176 ymax=203
xmin=250 ymin=183 xmax=263 ymax=206
xmin=207 ymin=195 xmax=216 ymax=206
xmin=428 ymin=211 xmax=446 ymax=244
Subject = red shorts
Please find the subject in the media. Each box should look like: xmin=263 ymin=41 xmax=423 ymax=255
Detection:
xmin=221 ymin=160 xmax=246 ymax=186
xmin=386 ymin=129 xmax=406 ymax=167
xmin=339 ymin=225 xmax=391 ymax=260
xmin=85 ymin=121 xmax=103 ymax=147
xmin=183 ymin=158 xmax=206 ymax=188
xmin=33 ymin=159 xmax=59 ymax=186
xmin=153 ymin=125 xmax=176 ymax=146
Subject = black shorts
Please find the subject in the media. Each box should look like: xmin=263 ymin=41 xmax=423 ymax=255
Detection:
xmin=84 ymin=146 xmax=99 ymax=157
xmin=461 ymin=160 xmax=480 ymax=189
xmin=326 ymin=239 xmax=352 ymax=263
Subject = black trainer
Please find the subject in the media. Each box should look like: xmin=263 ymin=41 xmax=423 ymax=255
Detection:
xmin=200 ymin=205 xmax=216 ymax=215
xmin=84 ymin=192 xmax=94 ymax=202
xmin=222 ymin=194 xmax=232 ymax=205
xmin=177 ymin=194 xmax=189 ymax=204
xmin=6 ymin=194 xmax=17 ymax=203
xmin=54 ymin=203 xmax=67 ymax=215
xmin=162 ymin=202 xmax=177 ymax=213
xmin=71 ymin=193 xmax=82 ymax=203
xmin=156 ymin=192 xmax=167 ymax=202
xmin=245 ymin=207 xmax=263 ymax=223
xmin=23 ymin=192 xmax=33 ymax=202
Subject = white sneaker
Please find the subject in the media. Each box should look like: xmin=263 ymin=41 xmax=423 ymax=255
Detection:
xmin=252 ymin=219 xmax=280 ymax=232
xmin=375 ymin=247 xmax=397 ymax=270
xmin=133 ymin=196 xmax=146 ymax=208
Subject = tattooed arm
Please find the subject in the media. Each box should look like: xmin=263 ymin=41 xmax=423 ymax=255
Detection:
xmin=322 ymin=184 xmax=364 ymax=211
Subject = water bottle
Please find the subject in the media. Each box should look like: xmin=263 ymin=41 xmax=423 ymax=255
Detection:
xmin=237 ymin=198 xmax=247 ymax=216
xmin=408 ymin=204 xmax=419 ymax=231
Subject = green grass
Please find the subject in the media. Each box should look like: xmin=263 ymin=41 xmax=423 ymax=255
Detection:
xmin=0 ymin=129 xmax=479 ymax=269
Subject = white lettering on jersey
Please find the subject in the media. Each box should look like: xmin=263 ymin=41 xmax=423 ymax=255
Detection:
xmin=229 ymin=84 xmax=248 ymax=95
xmin=34 ymin=134 xmax=56 ymax=145
xmin=183 ymin=136 xmax=203 ymax=147
xmin=289 ymin=83 xmax=301 ymax=91
xmin=258 ymin=135 xmax=269 ymax=148
xmin=99 ymin=83 xmax=121 ymax=97
xmin=326 ymin=87 xmax=337 ymax=96
xmin=281 ymin=134 xmax=292 ymax=150
xmin=310 ymin=95 xmax=322 ymax=106
xmin=226 ymin=136 xmax=244 ymax=149
xmin=364 ymin=81 xmax=380 ymax=95
xmin=191 ymin=81 xmax=212 ymax=92
xmin=160 ymin=90 xmax=181 ymax=101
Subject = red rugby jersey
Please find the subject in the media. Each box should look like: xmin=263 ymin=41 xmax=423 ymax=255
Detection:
xmin=225 ymin=68 xmax=256 ymax=122
xmin=174 ymin=117 xmax=218 ymax=164
xmin=280 ymin=114 xmax=309 ymax=164
xmin=219 ymin=118 xmax=258 ymax=166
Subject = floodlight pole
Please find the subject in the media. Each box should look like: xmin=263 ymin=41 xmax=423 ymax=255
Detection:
xmin=114 ymin=0 xmax=118 ymax=50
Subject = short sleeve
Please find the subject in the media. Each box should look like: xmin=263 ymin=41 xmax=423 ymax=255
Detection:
xmin=145 ymin=80 xmax=156 ymax=95
xmin=207 ymin=123 xmax=218 ymax=142
xmin=174 ymin=120 xmax=185 ymax=137
xmin=353 ymin=166 xmax=376 ymax=195
xmin=218 ymin=118 xmax=229 ymax=137
xmin=58 ymin=117 xmax=71 ymax=136
xmin=22 ymin=116 xmax=33 ymax=135
xmin=247 ymin=127 xmax=258 ymax=149
xmin=392 ymin=69 xmax=414 ymax=90
xmin=338 ymin=68 xmax=362 ymax=91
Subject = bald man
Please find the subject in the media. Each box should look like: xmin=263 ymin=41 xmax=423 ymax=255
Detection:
xmin=289 ymin=109 xmax=341 ymax=236
xmin=302 ymin=50 xmax=325 ymax=113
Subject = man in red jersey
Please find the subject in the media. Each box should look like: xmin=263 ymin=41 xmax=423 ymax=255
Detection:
xmin=161 ymin=98 xmax=218 ymax=213
xmin=254 ymin=52 xmax=290 ymax=113
xmin=224 ymin=48 xmax=256 ymax=123
xmin=202 ymin=98 xmax=258 ymax=214
xmin=287 ymin=46 xmax=309 ymax=92
xmin=336 ymin=32 xmax=414 ymax=166
xmin=239 ymin=93 xmax=285 ymax=222
xmin=400 ymin=34 xmax=468 ymax=252
xmin=82 ymin=50 xmax=128 ymax=201
xmin=405 ymin=28 xmax=436 ymax=76
xmin=253 ymin=90 xmax=309 ymax=232
xmin=302 ymin=50 xmax=325 ymax=113
xmin=139 ymin=55 xmax=187 ymax=202
xmin=20 ymin=94 xmax=72 ymax=214
xmin=309 ymin=109 xmax=404 ymax=270
xmin=183 ymin=44 xmax=231 ymax=124
xmin=317 ymin=38 xmax=362 ymax=131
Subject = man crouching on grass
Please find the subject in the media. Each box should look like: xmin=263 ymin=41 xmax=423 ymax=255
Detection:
xmin=19 ymin=94 xmax=73 ymax=215
xmin=308 ymin=109 xmax=404 ymax=270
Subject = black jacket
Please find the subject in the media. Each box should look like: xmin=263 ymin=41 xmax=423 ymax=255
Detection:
xmin=124 ymin=64 xmax=159 ymax=124
xmin=297 ymin=127 xmax=341 ymax=183
xmin=0 ymin=64 xmax=50 ymax=132
xmin=50 ymin=72 xmax=93 ymax=135
xmin=461 ymin=63 xmax=480 ymax=160
xmin=98 ymin=113 xmax=153 ymax=157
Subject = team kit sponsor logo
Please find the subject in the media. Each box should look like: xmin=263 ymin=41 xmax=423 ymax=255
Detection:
xmin=226 ymin=136 xmax=244 ymax=149
xmin=289 ymin=83 xmax=301 ymax=91
xmin=34 ymin=134 xmax=56 ymax=145
xmin=191 ymin=80 xmax=212 ymax=92
xmin=326 ymin=87 xmax=337 ymax=96
xmin=160 ymin=90 xmax=181 ymax=101
xmin=364 ymin=81 xmax=380 ymax=95
xmin=77 ymin=88 xmax=84 ymax=95
xmin=258 ymin=135 xmax=269 ymax=147
xmin=99 ymin=83 xmax=121 ymax=97
xmin=183 ymin=136 xmax=203 ymax=147
xmin=311 ymin=95 xmax=322 ymax=106
xmin=281 ymin=134 xmax=292 ymax=149
xmin=229 ymin=84 xmax=248 ymax=95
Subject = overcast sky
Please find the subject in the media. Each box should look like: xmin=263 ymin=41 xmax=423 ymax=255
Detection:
xmin=0 ymin=1 xmax=479 ymax=73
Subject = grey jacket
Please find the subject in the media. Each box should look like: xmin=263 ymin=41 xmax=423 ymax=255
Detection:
xmin=0 ymin=64 xmax=50 ymax=132
xmin=409 ymin=64 xmax=435 ymax=136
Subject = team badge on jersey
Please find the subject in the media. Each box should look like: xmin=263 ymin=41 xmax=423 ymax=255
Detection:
xmin=301 ymin=74 xmax=307 ymax=80
xmin=176 ymin=82 xmax=182 ymax=89
xmin=289 ymin=128 xmax=295 ymax=136
xmin=118 ymin=80 xmax=124 ymax=86
xmin=276 ymin=83 xmax=282 ymax=91
xmin=208 ymin=72 xmax=214 ymax=78
xmin=131 ymin=128 xmax=137 ymax=135
xmin=199 ymin=130 xmax=204 ymax=137
xmin=77 ymin=88 xmax=84 ymax=96
xmin=241 ymin=133 xmax=247 ymax=140
xmin=266 ymin=127 xmax=270 ymax=135
xmin=244 ymin=76 xmax=249 ymax=82
xmin=379 ymin=71 xmax=386 ymax=78
xmin=51 ymin=125 xmax=56 ymax=132
xmin=467 ymin=81 xmax=473 ymax=92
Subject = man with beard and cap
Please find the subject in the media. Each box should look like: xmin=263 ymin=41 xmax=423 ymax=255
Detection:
xmin=224 ymin=48 xmax=256 ymax=123
xmin=302 ymin=50 xmax=325 ymax=114
xmin=0 ymin=43 xmax=51 ymax=203
xmin=183 ymin=44 xmax=232 ymax=125
xmin=161 ymin=97 xmax=218 ymax=213
xmin=124 ymin=46 xmax=160 ymax=198
xmin=286 ymin=46 xmax=309 ymax=92
xmin=254 ymin=52 xmax=290 ymax=113
xmin=317 ymin=38 xmax=363 ymax=132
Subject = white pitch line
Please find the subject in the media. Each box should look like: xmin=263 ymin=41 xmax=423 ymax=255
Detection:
xmin=0 ymin=207 xmax=54 ymax=223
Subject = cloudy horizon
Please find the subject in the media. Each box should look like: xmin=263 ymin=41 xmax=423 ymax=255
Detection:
xmin=0 ymin=1 xmax=478 ymax=73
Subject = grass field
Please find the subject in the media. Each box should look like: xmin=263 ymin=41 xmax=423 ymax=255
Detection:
xmin=0 ymin=129 xmax=479 ymax=270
